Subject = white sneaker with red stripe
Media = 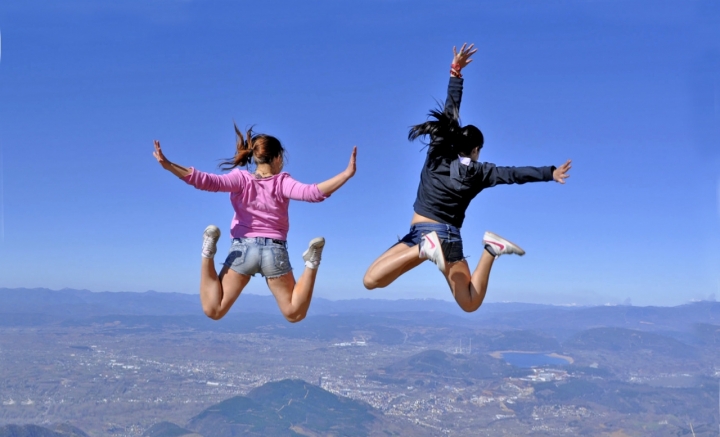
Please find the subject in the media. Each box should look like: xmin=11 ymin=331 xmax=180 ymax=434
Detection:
xmin=419 ymin=231 xmax=446 ymax=272
xmin=483 ymin=231 xmax=525 ymax=258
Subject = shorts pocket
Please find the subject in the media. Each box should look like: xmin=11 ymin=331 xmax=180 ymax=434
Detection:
xmin=226 ymin=243 xmax=248 ymax=268
xmin=271 ymin=247 xmax=291 ymax=271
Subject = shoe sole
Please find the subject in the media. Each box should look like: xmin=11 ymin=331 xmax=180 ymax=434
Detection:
xmin=204 ymin=225 xmax=221 ymax=239
xmin=424 ymin=232 xmax=446 ymax=273
xmin=308 ymin=237 xmax=325 ymax=249
xmin=485 ymin=231 xmax=525 ymax=256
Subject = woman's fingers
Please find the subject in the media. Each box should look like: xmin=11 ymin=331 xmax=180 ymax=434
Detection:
xmin=153 ymin=140 xmax=168 ymax=164
xmin=452 ymin=43 xmax=477 ymax=68
xmin=346 ymin=146 xmax=357 ymax=176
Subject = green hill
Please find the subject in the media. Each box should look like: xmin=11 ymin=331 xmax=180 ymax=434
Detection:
xmin=377 ymin=349 xmax=525 ymax=384
xmin=142 ymin=422 xmax=200 ymax=437
xmin=187 ymin=379 xmax=376 ymax=437
xmin=487 ymin=329 xmax=561 ymax=352
xmin=0 ymin=424 xmax=89 ymax=437
xmin=563 ymin=327 xmax=698 ymax=357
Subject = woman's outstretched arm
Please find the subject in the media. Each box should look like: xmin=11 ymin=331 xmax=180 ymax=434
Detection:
xmin=316 ymin=146 xmax=357 ymax=196
xmin=153 ymin=140 xmax=192 ymax=178
xmin=479 ymin=159 xmax=572 ymax=186
xmin=444 ymin=43 xmax=477 ymax=116
xmin=153 ymin=140 xmax=244 ymax=192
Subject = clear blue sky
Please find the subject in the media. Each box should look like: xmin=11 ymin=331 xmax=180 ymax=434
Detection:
xmin=0 ymin=0 xmax=718 ymax=306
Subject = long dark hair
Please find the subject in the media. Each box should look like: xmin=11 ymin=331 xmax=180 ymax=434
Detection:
xmin=219 ymin=123 xmax=286 ymax=171
xmin=408 ymin=103 xmax=484 ymax=156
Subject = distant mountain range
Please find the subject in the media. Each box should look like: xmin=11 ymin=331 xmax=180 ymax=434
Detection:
xmin=0 ymin=287 xmax=551 ymax=317
xmin=1 ymin=288 xmax=718 ymax=337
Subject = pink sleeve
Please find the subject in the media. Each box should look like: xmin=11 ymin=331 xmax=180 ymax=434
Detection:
xmin=182 ymin=168 xmax=245 ymax=193
xmin=281 ymin=174 xmax=328 ymax=203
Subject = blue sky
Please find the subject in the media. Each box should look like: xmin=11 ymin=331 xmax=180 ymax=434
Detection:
xmin=0 ymin=0 xmax=718 ymax=306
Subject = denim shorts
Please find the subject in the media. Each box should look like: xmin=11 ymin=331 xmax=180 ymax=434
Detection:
xmin=223 ymin=237 xmax=292 ymax=278
xmin=395 ymin=223 xmax=465 ymax=263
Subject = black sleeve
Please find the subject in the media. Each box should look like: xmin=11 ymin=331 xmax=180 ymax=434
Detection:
xmin=479 ymin=163 xmax=556 ymax=187
xmin=429 ymin=76 xmax=465 ymax=151
xmin=443 ymin=76 xmax=464 ymax=117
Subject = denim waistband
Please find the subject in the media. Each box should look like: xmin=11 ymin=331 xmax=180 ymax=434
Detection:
xmin=233 ymin=237 xmax=287 ymax=247
xmin=410 ymin=222 xmax=460 ymax=235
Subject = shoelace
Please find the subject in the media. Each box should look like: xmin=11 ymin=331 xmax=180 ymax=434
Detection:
xmin=202 ymin=235 xmax=218 ymax=253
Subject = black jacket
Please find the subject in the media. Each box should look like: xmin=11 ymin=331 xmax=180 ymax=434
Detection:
xmin=412 ymin=76 xmax=556 ymax=228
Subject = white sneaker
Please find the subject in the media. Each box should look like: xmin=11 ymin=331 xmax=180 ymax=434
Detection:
xmin=483 ymin=231 xmax=525 ymax=258
xmin=419 ymin=231 xmax=446 ymax=272
xmin=302 ymin=237 xmax=326 ymax=269
xmin=201 ymin=225 xmax=221 ymax=259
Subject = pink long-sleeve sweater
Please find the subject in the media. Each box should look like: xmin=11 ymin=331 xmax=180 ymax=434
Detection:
xmin=182 ymin=168 xmax=327 ymax=240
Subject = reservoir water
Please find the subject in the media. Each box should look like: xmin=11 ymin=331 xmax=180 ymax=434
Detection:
xmin=501 ymin=352 xmax=571 ymax=368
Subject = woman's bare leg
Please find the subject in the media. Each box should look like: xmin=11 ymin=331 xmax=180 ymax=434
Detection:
xmin=266 ymin=267 xmax=319 ymax=323
xmin=363 ymin=243 xmax=426 ymax=289
xmin=445 ymin=231 xmax=526 ymax=312
xmin=200 ymin=258 xmax=250 ymax=320
xmin=444 ymin=249 xmax=495 ymax=312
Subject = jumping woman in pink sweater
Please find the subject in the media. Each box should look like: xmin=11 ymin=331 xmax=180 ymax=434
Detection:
xmin=153 ymin=126 xmax=356 ymax=322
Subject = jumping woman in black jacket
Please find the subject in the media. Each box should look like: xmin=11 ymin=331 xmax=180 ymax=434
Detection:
xmin=363 ymin=43 xmax=572 ymax=312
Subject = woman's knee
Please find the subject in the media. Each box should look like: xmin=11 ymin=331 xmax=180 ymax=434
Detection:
xmin=283 ymin=310 xmax=307 ymax=323
xmin=452 ymin=290 xmax=482 ymax=313
xmin=363 ymin=276 xmax=378 ymax=290
xmin=457 ymin=300 xmax=481 ymax=313
xmin=363 ymin=271 xmax=387 ymax=290
xmin=203 ymin=307 xmax=224 ymax=321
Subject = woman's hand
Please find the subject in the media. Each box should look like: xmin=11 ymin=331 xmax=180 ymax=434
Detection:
xmin=317 ymin=146 xmax=358 ymax=196
xmin=343 ymin=146 xmax=357 ymax=179
xmin=452 ymin=43 xmax=477 ymax=72
xmin=553 ymin=159 xmax=572 ymax=184
xmin=153 ymin=140 xmax=192 ymax=178
xmin=153 ymin=140 xmax=172 ymax=170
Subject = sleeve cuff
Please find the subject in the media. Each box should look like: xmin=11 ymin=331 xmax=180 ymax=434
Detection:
xmin=181 ymin=167 xmax=195 ymax=182
xmin=547 ymin=166 xmax=556 ymax=181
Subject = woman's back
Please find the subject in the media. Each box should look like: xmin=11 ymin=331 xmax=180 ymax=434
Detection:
xmin=183 ymin=168 xmax=326 ymax=240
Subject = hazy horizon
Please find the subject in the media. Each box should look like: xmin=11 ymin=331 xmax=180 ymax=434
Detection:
xmin=3 ymin=286 xmax=718 ymax=308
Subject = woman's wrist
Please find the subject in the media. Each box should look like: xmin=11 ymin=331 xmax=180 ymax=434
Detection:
xmin=450 ymin=63 xmax=462 ymax=78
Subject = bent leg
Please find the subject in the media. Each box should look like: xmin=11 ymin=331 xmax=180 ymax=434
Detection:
xmin=444 ymin=250 xmax=495 ymax=312
xmin=200 ymin=258 xmax=250 ymax=320
xmin=266 ymin=267 xmax=318 ymax=323
xmin=363 ymin=243 xmax=425 ymax=289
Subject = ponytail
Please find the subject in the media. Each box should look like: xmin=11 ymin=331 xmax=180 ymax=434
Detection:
xmin=409 ymin=102 xmax=483 ymax=156
xmin=408 ymin=106 xmax=461 ymax=143
xmin=219 ymin=123 xmax=286 ymax=171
